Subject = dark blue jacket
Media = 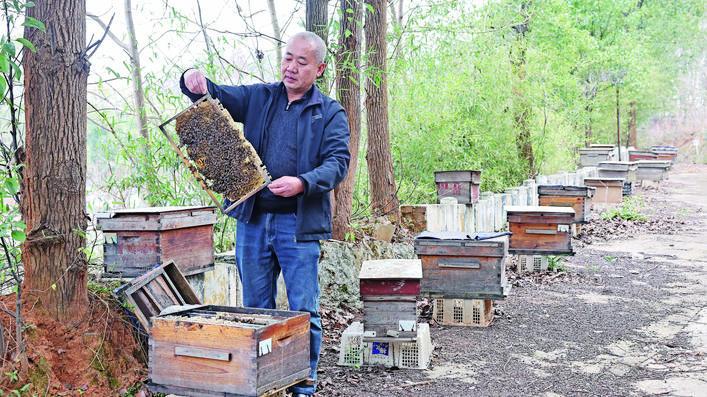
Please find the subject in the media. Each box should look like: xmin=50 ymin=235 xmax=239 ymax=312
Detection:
xmin=180 ymin=77 xmax=350 ymax=241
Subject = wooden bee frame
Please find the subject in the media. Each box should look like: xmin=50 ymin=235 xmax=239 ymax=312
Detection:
xmin=159 ymin=94 xmax=271 ymax=215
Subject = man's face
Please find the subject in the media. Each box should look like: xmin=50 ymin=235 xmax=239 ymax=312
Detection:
xmin=281 ymin=37 xmax=325 ymax=97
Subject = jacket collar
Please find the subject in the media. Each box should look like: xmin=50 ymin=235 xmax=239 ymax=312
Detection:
xmin=267 ymin=82 xmax=323 ymax=109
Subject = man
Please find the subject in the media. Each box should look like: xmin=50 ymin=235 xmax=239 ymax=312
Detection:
xmin=181 ymin=32 xmax=350 ymax=396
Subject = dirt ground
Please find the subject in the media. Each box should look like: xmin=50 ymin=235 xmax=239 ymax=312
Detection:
xmin=316 ymin=163 xmax=707 ymax=397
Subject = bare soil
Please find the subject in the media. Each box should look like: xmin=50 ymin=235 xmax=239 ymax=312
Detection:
xmin=0 ymin=291 xmax=146 ymax=396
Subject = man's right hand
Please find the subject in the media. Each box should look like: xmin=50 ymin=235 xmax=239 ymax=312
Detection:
xmin=184 ymin=69 xmax=208 ymax=95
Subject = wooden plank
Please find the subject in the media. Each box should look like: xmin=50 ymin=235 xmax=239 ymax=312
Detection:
xmin=159 ymin=211 xmax=218 ymax=230
xmin=359 ymin=259 xmax=422 ymax=280
xmin=360 ymin=279 xmax=421 ymax=296
xmin=175 ymin=346 xmax=231 ymax=361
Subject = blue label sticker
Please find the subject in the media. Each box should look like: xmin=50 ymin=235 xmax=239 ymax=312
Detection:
xmin=372 ymin=342 xmax=389 ymax=356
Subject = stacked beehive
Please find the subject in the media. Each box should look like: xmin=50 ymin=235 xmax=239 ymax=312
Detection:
xmin=339 ymin=259 xmax=431 ymax=369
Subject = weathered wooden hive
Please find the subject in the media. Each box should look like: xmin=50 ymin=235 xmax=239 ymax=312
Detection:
xmin=650 ymin=145 xmax=678 ymax=164
xmin=414 ymin=232 xmax=510 ymax=300
xmin=149 ymin=306 xmax=310 ymax=396
xmin=583 ymin=177 xmax=624 ymax=204
xmin=126 ymin=262 xmax=311 ymax=397
xmin=636 ymin=160 xmax=671 ymax=181
xmin=434 ymin=170 xmax=482 ymax=204
xmin=359 ymin=259 xmax=421 ymax=338
xmin=537 ymin=185 xmax=596 ymax=224
xmin=97 ymin=206 xmax=217 ymax=278
xmin=579 ymin=148 xmax=613 ymax=167
xmin=629 ymin=150 xmax=658 ymax=162
xmin=505 ymin=206 xmax=575 ymax=255
xmin=160 ymin=95 xmax=272 ymax=213
xmin=597 ymin=161 xmax=638 ymax=183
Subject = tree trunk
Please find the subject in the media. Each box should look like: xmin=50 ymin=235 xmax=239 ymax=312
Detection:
xmin=585 ymin=105 xmax=593 ymax=147
xmin=267 ymin=0 xmax=282 ymax=68
xmin=333 ymin=0 xmax=363 ymax=240
xmin=22 ymin=0 xmax=89 ymax=322
xmin=628 ymin=101 xmax=637 ymax=148
xmin=365 ymin=0 xmax=400 ymax=220
xmin=306 ymin=0 xmax=328 ymax=91
xmin=616 ymin=85 xmax=622 ymax=160
xmin=125 ymin=0 xmax=149 ymax=151
xmin=511 ymin=5 xmax=536 ymax=178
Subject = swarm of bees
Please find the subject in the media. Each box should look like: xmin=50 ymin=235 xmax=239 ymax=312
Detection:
xmin=174 ymin=98 xmax=271 ymax=202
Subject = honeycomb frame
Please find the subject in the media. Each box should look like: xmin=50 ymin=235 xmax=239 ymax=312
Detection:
xmin=159 ymin=94 xmax=271 ymax=214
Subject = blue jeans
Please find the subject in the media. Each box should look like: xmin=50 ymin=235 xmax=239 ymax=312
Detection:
xmin=235 ymin=211 xmax=321 ymax=395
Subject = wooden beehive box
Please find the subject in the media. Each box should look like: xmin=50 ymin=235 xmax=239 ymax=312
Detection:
xmin=359 ymin=259 xmax=421 ymax=337
xmin=537 ymin=185 xmax=595 ymax=224
xmin=579 ymin=148 xmax=613 ymax=167
xmin=434 ymin=170 xmax=482 ymax=204
xmin=118 ymin=261 xmax=202 ymax=332
xmin=583 ymin=178 xmax=624 ymax=204
xmin=598 ymin=161 xmax=638 ymax=182
xmin=636 ymin=160 xmax=671 ymax=181
xmin=414 ymin=232 xmax=510 ymax=300
xmin=148 ymin=305 xmax=310 ymax=397
xmin=97 ymin=206 xmax=217 ymax=278
xmin=629 ymin=150 xmax=658 ymax=162
xmin=505 ymin=206 xmax=575 ymax=255
xmin=650 ymin=146 xmax=678 ymax=164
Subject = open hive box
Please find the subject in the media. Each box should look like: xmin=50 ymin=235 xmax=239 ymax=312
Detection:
xmin=159 ymin=95 xmax=272 ymax=213
xmin=537 ymin=185 xmax=595 ymax=224
xmin=124 ymin=262 xmax=310 ymax=396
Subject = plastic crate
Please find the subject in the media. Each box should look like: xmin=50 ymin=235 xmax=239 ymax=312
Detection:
xmin=338 ymin=321 xmax=432 ymax=369
xmin=517 ymin=255 xmax=549 ymax=273
xmin=432 ymin=298 xmax=493 ymax=327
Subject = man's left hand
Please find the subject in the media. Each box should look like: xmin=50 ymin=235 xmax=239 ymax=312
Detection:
xmin=268 ymin=176 xmax=304 ymax=197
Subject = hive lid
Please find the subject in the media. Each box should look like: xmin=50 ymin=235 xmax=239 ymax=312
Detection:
xmin=583 ymin=177 xmax=625 ymax=182
xmin=505 ymin=205 xmax=575 ymax=215
xmin=359 ymin=259 xmax=422 ymax=280
xmin=415 ymin=231 xmax=510 ymax=241
xmin=434 ymin=170 xmax=482 ymax=183
xmin=96 ymin=205 xmax=216 ymax=218
xmin=115 ymin=260 xmax=202 ymax=331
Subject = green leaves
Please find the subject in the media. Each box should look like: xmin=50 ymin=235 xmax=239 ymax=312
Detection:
xmin=15 ymin=37 xmax=35 ymax=52
xmin=22 ymin=16 xmax=45 ymax=32
xmin=4 ymin=178 xmax=19 ymax=195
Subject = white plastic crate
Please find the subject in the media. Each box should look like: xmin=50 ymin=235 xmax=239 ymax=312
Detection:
xmin=432 ymin=298 xmax=493 ymax=327
xmin=338 ymin=321 xmax=364 ymax=367
xmin=517 ymin=255 xmax=549 ymax=273
xmin=338 ymin=321 xmax=431 ymax=369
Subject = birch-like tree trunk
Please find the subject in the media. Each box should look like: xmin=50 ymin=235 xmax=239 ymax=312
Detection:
xmin=267 ymin=0 xmax=282 ymax=68
xmin=22 ymin=0 xmax=90 ymax=322
xmin=125 ymin=0 xmax=149 ymax=151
